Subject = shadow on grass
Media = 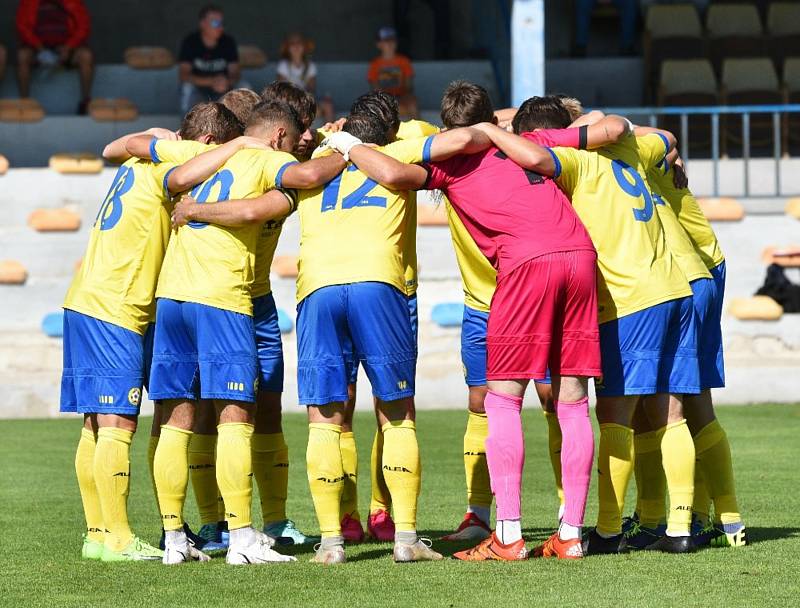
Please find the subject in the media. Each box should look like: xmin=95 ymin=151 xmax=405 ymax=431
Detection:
xmin=745 ymin=527 xmax=800 ymax=544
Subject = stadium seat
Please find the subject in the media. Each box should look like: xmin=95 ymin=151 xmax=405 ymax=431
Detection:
xmin=720 ymin=58 xmax=782 ymax=153
xmin=48 ymin=153 xmax=104 ymax=174
xmin=87 ymin=98 xmax=139 ymax=122
xmin=706 ymin=4 xmax=765 ymax=70
xmin=238 ymin=45 xmax=267 ymax=68
xmin=0 ymin=260 xmax=27 ymax=285
xmin=28 ymin=208 xmax=81 ymax=232
xmin=658 ymin=60 xmax=719 ymax=154
xmin=0 ymin=98 xmax=45 ymax=122
xmin=761 ymin=246 xmax=800 ymax=267
xmin=431 ymin=302 xmax=464 ymax=328
xmin=727 ymin=295 xmax=783 ymax=320
xmin=783 ymin=58 xmax=800 ymax=150
xmin=766 ymin=2 xmax=800 ymax=69
xmin=785 ymin=197 xmax=800 ymax=219
xmin=697 ymin=197 xmax=745 ymax=221
xmin=124 ymin=46 xmax=175 ymax=69
xmin=41 ymin=312 xmax=65 ymax=337
xmin=0 ymin=154 xmax=8 ymax=175
xmin=272 ymin=255 xmax=299 ymax=278
xmin=277 ymin=308 xmax=293 ymax=334
xmin=417 ymin=203 xmax=448 ymax=226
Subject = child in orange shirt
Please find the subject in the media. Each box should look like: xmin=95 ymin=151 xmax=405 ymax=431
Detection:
xmin=367 ymin=26 xmax=418 ymax=118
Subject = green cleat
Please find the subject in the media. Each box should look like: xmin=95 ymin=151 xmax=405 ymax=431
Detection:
xmin=81 ymin=536 xmax=104 ymax=560
xmin=711 ymin=525 xmax=747 ymax=548
xmin=264 ymin=519 xmax=320 ymax=546
xmin=101 ymin=536 xmax=164 ymax=562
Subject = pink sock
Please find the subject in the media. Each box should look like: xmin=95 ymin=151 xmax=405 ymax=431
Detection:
xmin=484 ymin=390 xmax=525 ymax=521
xmin=557 ymin=397 xmax=594 ymax=527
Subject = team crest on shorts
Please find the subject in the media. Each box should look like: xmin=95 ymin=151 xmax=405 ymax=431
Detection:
xmin=127 ymin=387 xmax=142 ymax=406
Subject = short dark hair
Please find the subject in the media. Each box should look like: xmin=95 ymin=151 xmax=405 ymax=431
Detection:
xmin=350 ymin=91 xmax=400 ymax=135
xmin=440 ymin=80 xmax=494 ymax=129
xmin=180 ymin=101 xmax=242 ymax=143
xmin=343 ymin=113 xmax=392 ymax=147
xmin=512 ymin=96 xmax=572 ymax=134
xmin=246 ymin=100 xmax=304 ymax=138
xmin=219 ymin=88 xmax=261 ymax=126
xmin=199 ymin=4 xmax=222 ymax=20
xmin=260 ymin=81 xmax=317 ymax=130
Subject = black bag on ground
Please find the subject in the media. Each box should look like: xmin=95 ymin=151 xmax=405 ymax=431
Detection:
xmin=755 ymin=264 xmax=800 ymax=313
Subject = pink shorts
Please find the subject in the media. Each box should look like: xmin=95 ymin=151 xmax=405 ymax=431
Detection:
xmin=486 ymin=250 xmax=602 ymax=381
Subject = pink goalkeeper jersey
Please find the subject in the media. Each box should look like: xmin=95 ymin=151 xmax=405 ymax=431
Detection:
xmin=424 ymin=128 xmax=595 ymax=280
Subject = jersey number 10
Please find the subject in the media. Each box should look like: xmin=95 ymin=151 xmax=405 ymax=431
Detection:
xmin=188 ymin=170 xmax=234 ymax=229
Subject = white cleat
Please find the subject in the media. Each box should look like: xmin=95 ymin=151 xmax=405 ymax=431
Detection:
xmin=393 ymin=537 xmax=444 ymax=563
xmin=310 ymin=543 xmax=346 ymax=564
xmin=163 ymin=530 xmax=211 ymax=565
xmin=226 ymin=527 xmax=297 ymax=565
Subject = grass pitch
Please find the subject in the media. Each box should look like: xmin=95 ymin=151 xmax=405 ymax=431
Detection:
xmin=1 ymin=404 xmax=799 ymax=607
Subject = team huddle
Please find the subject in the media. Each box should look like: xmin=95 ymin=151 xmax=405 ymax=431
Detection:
xmin=60 ymin=78 xmax=746 ymax=565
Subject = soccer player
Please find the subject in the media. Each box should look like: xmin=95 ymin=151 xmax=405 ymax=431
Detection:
xmin=477 ymin=97 xmax=701 ymax=554
xmin=127 ymin=101 xmax=346 ymax=565
xmin=61 ymin=103 xmax=247 ymax=562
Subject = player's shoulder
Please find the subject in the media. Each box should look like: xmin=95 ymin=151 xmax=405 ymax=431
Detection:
xmin=397 ymin=119 xmax=440 ymax=140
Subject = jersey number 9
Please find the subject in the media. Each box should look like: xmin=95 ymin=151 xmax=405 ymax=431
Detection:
xmin=611 ymin=160 xmax=654 ymax=223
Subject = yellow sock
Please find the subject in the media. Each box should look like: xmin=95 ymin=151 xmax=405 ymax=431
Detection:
xmin=381 ymin=420 xmax=420 ymax=533
xmin=339 ymin=431 xmax=360 ymax=521
xmin=216 ymin=422 xmax=254 ymax=530
xmin=464 ymin=411 xmax=491 ymax=509
xmin=252 ymin=432 xmax=289 ymax=524
xmin=692 ymin=463 xmax=711 ymax=525
xmin=146 ymin=435 xmax=159 ymax=512
xmin=634 ymin=428 xmax=667 ymax=528
xmin=596 ymin=423 xmax=634 ymax=536
xmin=189 ymin=433 xmax=218 ymax=526
xmin=543 ymin=410 xmax=564 ymax=509
xmin=307 ymin=423 xmax=344 ymax=538
xmin=694 ymin=419 xmax=741 ymax=525
xmin=154 ymin=425 xmax=191 ymax=531
xmin=75 ymin=428 xmax=104 ymax=544
xmin=93 ymin=427 xmax=134 ymax=551
xmin=661 ymin=419 xmax=695 ymax=535
xmin=369 ymin=428 xmax=392 ymax=513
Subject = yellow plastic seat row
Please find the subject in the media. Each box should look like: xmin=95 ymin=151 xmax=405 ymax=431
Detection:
xmin=49 ymin=153 xmax=103 ymax=174
xmin=124 ymin=45 xmax=266 ymax=69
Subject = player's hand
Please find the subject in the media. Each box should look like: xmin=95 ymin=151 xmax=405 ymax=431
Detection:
xmin=325 ymin=131 xmax=363 ymax=160
xmin=235 ymin=135 xmax=271 ymax=150
xmin=672 ymin=158 xmax=689 ymax=189
xmin=171 ymin=195 xmax=197 ymax=228
xmin=146 ymin=127 xmax=179 ymax=141
xmin=320 ymin=117 xmax=347 ymax=133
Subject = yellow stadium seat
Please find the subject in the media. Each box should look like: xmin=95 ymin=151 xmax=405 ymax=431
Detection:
xmin=761 ymin=246 xmax=800 ymax=267
xmin=238 ymin=45 xmax=267 ymax=68
xmin=0 ymin=260 xmax=27 ymax=285
xmin=28 ymin=208 xmax=81 ymax=232
xmin=417 ymin=203 xmax=448 ymax=226
xmin=49 ymin=153 xmax=104 ymax=174
xmin=124 ymin=46 xmax=175 ymax=69
xmin=272 ymin=255 xmax=299 ymax=278
xmin=0 ymin=98 xmax=45 ymax=122
xmin=785 ymin=197 xmax=800 ymax=219
xmin=728 ymin=295 xmax=783 ymax=320
xmin=0 ymin=154 xmax=8 ymax=175
xmin=88 ymin=98 xmax=139 ymax=122
xmin=697 ymin=197 xmax=745 ymax=221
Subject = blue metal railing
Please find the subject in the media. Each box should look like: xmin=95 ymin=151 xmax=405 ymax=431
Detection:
xmin=596 ymin=104 xmax=800 ymax=198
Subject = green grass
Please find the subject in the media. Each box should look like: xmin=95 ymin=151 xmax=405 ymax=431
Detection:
xmin=1 ymin=405 xmax=799 ymax=607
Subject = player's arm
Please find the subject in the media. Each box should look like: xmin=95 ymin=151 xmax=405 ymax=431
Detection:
xmin=125 ymin=134 xmax=161 ymax=160
xmin=278 ymin=153 xmax=347 ymax=189
xmin=470 ymin=122 xmax=558 ymax=176
xmin=569 ymin=110 xmax=606 ymax=128
xmin=347 ymin=145 xmax=429 ymax=191
xmin=102 ymin=128 xmax=177 ymax=164
xmin=583 ymin=115 xmax=631 ymax=148
xmin=633 ymin=125 xmax=678 ymax=152
xmin=171 ymin=189 xmax=296 ymax=228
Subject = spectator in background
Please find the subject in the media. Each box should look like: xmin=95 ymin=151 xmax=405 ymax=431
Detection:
xmin=367 ymin=26 xmax=418 ymax=119
xmin=572 ymin=0 xmax=638 ymax=57
xmin=15 ymin=0 xmax=94 ymax=114
xmin=178 ymin=4 xmax=241 ymax=113
xmin=276 ymin=32 xmax=334 ymax=122
xmin=0 ymin=45 xmax=6 ymax=86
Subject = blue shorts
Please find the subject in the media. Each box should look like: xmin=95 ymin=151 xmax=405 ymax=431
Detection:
xmin=461 ymin=306 xmax=488 ymax=387
xmin=693 ymin=262 xmax=726 ymax=389
xmin=596 ymin=296 xmax=701 ymax=397
xmin=143 ymin=323 xmax=155 ymax=393
xmin=149 ymin=299 xmax=258 ymax=403
xmin=345 ymin=293 xmax=418 ymax=386
xmin=60 ymin=310 xmax=145 ymax=415
xmin=297 ymin=282 xmax=416 ymax=405
xmin=253 ymin=293 xmax=284 ymax=393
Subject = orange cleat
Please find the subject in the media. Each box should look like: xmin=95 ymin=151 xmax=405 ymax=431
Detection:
xmin=532 ymin=532 xmax=584 ymax=559
xmin=442 ymin=512 xmax=492 ymax=542
xmin=452 ymin=532 xmax=528 ymax=561
xmin=341 ymin=514 xmax=365 ymax=544
xmin=367 ymin=509 xmax=395 ymax=542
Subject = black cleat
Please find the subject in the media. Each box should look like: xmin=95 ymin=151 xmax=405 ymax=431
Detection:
xmin=582 ymin=529 xmax=628 ymax=555
xmin=644 ymin=534 xmax=696 ymax=554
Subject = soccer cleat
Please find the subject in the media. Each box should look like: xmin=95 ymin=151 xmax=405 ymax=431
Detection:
xmin=644 ymin=534 xmax=696 ymax=554
xmin=624 ymin=521 xmax=667 ymax=550
xmin=310 ymin=543 xmax=347 ymax=564
xmin=81 ymin=536 xmax=104 ymax=560
xmin=367 ymin=509 xmax=396 ymax=542
xmin=582 ymin=529 xmax=628 ymax=555
xmin=263 ymin=519 xmax=320 ymax=546
xmin=452 ymin=532 xmax=527 ymax=562
xmin=532 ymin=532 xmax=584 ymax=559
xmin=341 ymin=514 xmax=365 ymax=543
xmin=101 ymin=536 xmax=164 ymax=562
xmin=710 ymin=524 xmax=747 ymax=548
xmin=621 ymin=512 xmax=639 ymax=535
xmin=393 ymin=537 xmax=444 ymax=562
xmin=159 ymin=523 xmax=208 ymax=551
xmin=162 ymin=530 xmax=211 ymax=564
xmin=442 ymin=512 xmax=492 ymax=542
xmin=226 ymin=528 xmax=297 ymax=565
xmin=197 ymin=523 xmax=228 ymax=552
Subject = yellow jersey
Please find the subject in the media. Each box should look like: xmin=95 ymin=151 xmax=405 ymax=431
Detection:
xmin=63 ymin=158 xmax=176 ymax=334
xmin=648 ymin=167 xmax=725 ymax=270
xmin=295 ymin=137 xmax=428 ymax=303
xmin=151 ymin=139 xmax=297 ymax=315
xmin=551 ymin=134 xmax=692 ymax=323
xmin=444 ymin=200 xmax=496 ymax=312
xmin=648 ymin=168 xmax=712 ymax=282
